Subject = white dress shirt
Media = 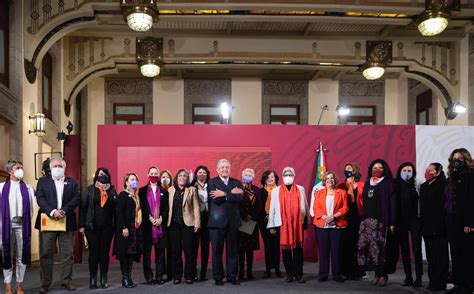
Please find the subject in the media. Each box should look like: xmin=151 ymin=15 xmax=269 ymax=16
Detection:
xmin=197 ymin=183 xmax=208 ymax=212
xmin=51 ymin=176 xmax=65 ymax=216
xmin=0 ymin=181 xmax=35 ymax=221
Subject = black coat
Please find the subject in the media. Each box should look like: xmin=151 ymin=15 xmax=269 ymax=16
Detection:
xmin=451 ymin=168 xmax=474 ymax=228
xmin=139 ymin=183 xmax=169 ymax=249
xmin=258 ymin=188 xmax=269 ymax=227
xmin=113 ymin=191 xmax=142 ymax=261
xmin=420 ymin=177 xmax=448 ymax=236
xmin=34 ymin=176 xmax=81 ymax=232
xmin=397 ymin=179 xmax=420 ymax=226
xmin=79 ymin=185 xmax=116 ymax=231
xmin=207 ymin=177 xmax=244 ymax=229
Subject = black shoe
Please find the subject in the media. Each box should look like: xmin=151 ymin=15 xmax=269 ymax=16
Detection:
xmin=401 ymin=278 xmax=413 ymax=287
xmin=275 ymin=270 xmax=283 ymax=278
xmin=173 ymin=279 xmax=181 ymax=285
xmin=333 ymin=275 xmax=344 ymax=283
xmin=285 ymin=276 xmax=295 ymax=283
xmin=413 ymin=279 xmax=422 ymax=288
xmin=318 ymin=276 xmax=328 ymax=282
xmin=185 ymin=279 xmax=194 ymax=284
xmin=296 ymin=276 xmax=306 ymax=283
xmin=229 ymin=279 xmax=240 ymax=285
xmin=194 ymin=276 xmax=198 ymax=282
xmin=122 ymin=279 xmax=133 ymax=288
xmin=263 ymin=271 xmax=271 ymax=279
xmin=146 ymin=279 xmax=156 ymax=285
xmin=89 ymin=277 xmax=98 ymax=289
xmin=238 ymin=274 xmax=245 ymax=281
xmin=199 ymin=273 xmax=208 ymax=281
xmin=129 ymin=279 xmax=137 ymax=288
xmin=100 ymin=276 xmax=109 ymax=289
xmin=215 ymin=280 xmax=224 ymax=286
xmin=247 ymin=270 xmax=254 ymax=281
xmin=155 ymin=278 xmax=165 ymax=285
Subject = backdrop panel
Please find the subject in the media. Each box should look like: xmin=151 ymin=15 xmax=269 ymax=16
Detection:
xmin=98 ymin=124 xmax=416 ymax=260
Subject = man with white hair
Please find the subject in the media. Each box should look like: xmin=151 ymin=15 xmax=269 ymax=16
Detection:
xmin=0 ymin=160 xmax=35 ymax=294
xmin=207 ymin=159 xmax=244 ymax=285
xmin=34 ymin=156 xmax=81 ymax=293
xmin=267 ymin=167 xmax=310 ymax=283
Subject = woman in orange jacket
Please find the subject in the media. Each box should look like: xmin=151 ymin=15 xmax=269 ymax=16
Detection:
xmin=313 ymin=171 xmax=349 ymax=283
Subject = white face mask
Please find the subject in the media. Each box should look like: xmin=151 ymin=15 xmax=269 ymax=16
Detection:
xmin=52 ymin=167 xmax=65 ymax=179
xmin=283 ymin=176 xmax=294 ymax=185
xmin=14 ymin=169 xmax=24 ymax=180
xmin=161 ymin=178 xmax=170 ymax=186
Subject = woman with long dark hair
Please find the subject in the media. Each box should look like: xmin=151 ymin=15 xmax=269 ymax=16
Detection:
xmin=445 ymin=148 xmax=474 ymax=294
xmin=79 ymin=167 xmax=116 ymax=289
xmin=357 ymin=159 xmax=397 ymax=287
xmin=395 ymin=162 xmax=423 ymax=287
xmin=420 ymin=162 xmax=448 ymax=291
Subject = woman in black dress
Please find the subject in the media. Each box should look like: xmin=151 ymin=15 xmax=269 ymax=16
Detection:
xmin=79 ymin=167 xmax=116 ymax=289
xmin=113 ymin=173 xmax=142 ymax=288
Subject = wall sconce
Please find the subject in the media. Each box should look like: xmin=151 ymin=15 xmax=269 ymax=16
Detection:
xmin=336 ymin=105 xmax=350 ymax=116
xmin=360 ymin=41 xmax=392 ymax=80
xmin=136 ymin=37 xmax=163 ymax=78
xmin=29 ymin=113 xmax=46 ymax=137
xmin=417 ymin=0 xmax=459 ymax=36
xmin=121 ymin=0 xmax=158 ymax=32
xmin=444 ymin=101 xmax=467 ymax=125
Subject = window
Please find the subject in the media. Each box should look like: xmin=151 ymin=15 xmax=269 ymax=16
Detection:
xmin=42 ymin=53 xmax=53 ymax=120
xmin=269 ymin=105 xmax=300 ymax=125
xmin=342 ymin=105 xmax=376 ymax=125
xmin=416 ymin=90 xmax=432 ymax=125
xmin=113 ymin=103 xmax=145 ymax=125
xmin=192 ymin=104 xmax=224 ymax=124
xmin=0 ymin=0 xmax=8 ymax=86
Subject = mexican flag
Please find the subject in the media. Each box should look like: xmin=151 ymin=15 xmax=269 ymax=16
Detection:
xmin=314 ymin=141 xmax=326 ymax=186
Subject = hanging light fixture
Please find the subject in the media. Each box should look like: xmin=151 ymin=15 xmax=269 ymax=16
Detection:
xmin=360 ymin=41 xmax=392 ymax=80
xmin=136 ymin=37 xmax=163 ymax=78
xmin=28 ymin=113 xmax=46 ymax=137
xmin=121 ymin=0 xmax=158 ymax=32
xmin=417 ymin=0 xmax=453 ymax=37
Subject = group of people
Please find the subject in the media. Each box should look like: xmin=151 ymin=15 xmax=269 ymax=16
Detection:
xmin=0 ymin=148 xmax=473 ymax=294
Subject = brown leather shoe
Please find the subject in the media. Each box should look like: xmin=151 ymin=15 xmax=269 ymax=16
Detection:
xmin=16 ymin=283 xmax=25 ymax=294
xmin=5 ymin=283 xmax=13 ymax=294
xmin=39 ymin=287 xmax=49 ymax=294
xmin=62 ymin=283 xmax=77 ymax=291
xmin=377 ymin=277 xmax=387 ymax=286
xmin=371 ymin=276 xmax=380 ymax=285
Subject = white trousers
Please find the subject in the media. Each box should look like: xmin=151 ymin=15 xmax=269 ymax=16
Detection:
xmin=3 ymin=223 xmax=27 ymax=283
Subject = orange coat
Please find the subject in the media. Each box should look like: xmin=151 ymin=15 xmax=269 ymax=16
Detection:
xmin=312 ymin=188 xmax=349 ymax=228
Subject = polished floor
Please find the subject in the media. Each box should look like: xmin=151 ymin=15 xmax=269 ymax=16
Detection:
xmin=9 ymin=260 xmax=446 ymax=294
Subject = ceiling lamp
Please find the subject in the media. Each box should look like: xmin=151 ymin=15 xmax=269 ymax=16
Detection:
xmin=121 ymin=0 xmax=158 ymax=32
xmin=360 ymin=41 xmax=392 ymax=80
xmin=416 ymin=0 xmax=459 ymax=37
xmin=136 ymin=37 xmax=163 ymax=78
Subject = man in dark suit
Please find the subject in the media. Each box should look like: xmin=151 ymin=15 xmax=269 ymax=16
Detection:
xmin=207 ymin=159 xmax=244 ymax=285
xmin=35 ymin=156 xmax=81 ymax=293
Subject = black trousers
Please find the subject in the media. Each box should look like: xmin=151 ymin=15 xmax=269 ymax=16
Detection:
xmin=119 ymin=255 xmax=135 ymax=280
xmin=143 ymin=243 xmax=165 ymax=281
xmin=424 ymin=235 xmax=449 ymax=289
xmin=260 ymin=225 xmax=280 ymax=272
xmin=282 ymin=247 xmax=303 ymax=278
xmin=194 ymin=211 xmax=210 ymax=278
xmin=316 ymin=227 xmax=343 ymax=278
xmin=85 ymin=227 xmax=114 ymax=277
xmin=209 ymin=226 xmax=239 ymax=282
xmin=238 ymin=248 xmax=254 ymax=276
xmin=341 ymin=223 xmax=362 ymax=278
xmin=169 ymin=223 xmax=196 ymax=280
xmin=399 ymin=219 xmax=423 ymax=280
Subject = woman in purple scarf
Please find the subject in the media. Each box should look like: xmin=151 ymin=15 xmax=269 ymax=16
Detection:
xmin=138 ymin=166 xmax=169 ymax=285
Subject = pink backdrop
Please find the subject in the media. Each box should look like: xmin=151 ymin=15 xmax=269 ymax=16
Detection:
xmin=97 ymin=124 xmax=416 ymax=261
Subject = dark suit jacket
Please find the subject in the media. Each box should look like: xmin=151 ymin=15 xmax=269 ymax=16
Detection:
xmin=207 ymin=177 xmax=244 ymax=229
xmin=139 ymin=183 xmax=169 ymax=249
xmin=34 ymin=175 xmax=81 ymax=232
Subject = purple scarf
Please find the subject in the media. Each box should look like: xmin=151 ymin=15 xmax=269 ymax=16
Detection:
xmin=1 ymin=180 xmax=32 ymax=269
xmin=147 ymin=184 xmax=163 ymax=244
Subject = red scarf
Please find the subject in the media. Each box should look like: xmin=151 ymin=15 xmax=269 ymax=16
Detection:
xmin=279 ymin=184 xmax=303 ymax=249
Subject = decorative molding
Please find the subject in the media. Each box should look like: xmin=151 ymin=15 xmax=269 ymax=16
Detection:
xmin=408 ymin=78 xmax=421 ymax=89
xmin=339 ymin=81 xmax=384 ymax=97
xmin=106 ymin=79 xmax=152 ymax=95
xmin=0 ymin=85 xmax=19 ymax=124
xmin=262 ymin=80 xmax=307 ymax=96
xmin=185 ymin=79 xmax=231 ymax=97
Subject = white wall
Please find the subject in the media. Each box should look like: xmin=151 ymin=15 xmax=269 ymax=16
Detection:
xmin=385 ymin=78 xmax=408 ymax=124
xmin=153 ymin=78 xmax=184 ymax=124
xmin=232 ymin=78 xmax=262 ymax=124
xmin=308 ymin=79 xmax=338 ymax=125
xmin=86 ymin=78 xmax=105 ymax=182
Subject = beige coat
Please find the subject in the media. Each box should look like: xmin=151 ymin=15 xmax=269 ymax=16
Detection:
xmin=167 ymin=186 xmax=201 ymax=228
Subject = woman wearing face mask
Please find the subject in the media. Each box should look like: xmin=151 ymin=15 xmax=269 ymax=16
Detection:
xmin=313 ymin=172 xmax=348 ymax=283
xmin=167 ymin=169 xmax=200 ymax=285
xmin=191 ymin=165 xmax=211 ymax=281
xmin=113 ymin=173 xmax=142 ymax=288
xmin=337 ymin=163 xmax=364 ymax=281
xmin=160 ymin=170 xmax=172 ymax=191
xmin=420 ymin=163 xmax=448 ymax=291
xmin=259 ymin=170 xmax=282 ymax=279
xmin=139 ymin=166 xmax=169 ymax=285
xmin=395 ymin=162 xmax=423 ymax=287
xmin=357 ymin=159 xmax=397 ymax=287
xmin=267 ymin=167 xmax=310 ymax=283
xmin=238 ymin=168 xmax=261 ymax=281
xmin=79 ymin=167 xmax=116 ymax=289
xmin=445 ymin=148 xmax=474 ymax=294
